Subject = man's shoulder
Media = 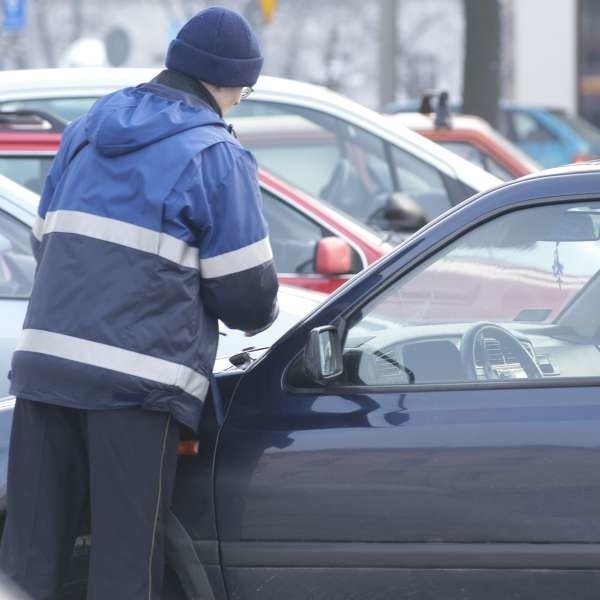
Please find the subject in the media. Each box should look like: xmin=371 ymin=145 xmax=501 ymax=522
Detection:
xmin=195 ymin=132 xmax=252 ymax=169
xmin=180 ymin=136 xmax=256 ymax=198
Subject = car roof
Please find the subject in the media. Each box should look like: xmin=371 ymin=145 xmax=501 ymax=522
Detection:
xmin=0 ymin=68 xmax=500 ymax=193
xmin=0 ymin=67 xmax=159 ymax=99
xmin=389 ymin=112 xmax=494 ymax=133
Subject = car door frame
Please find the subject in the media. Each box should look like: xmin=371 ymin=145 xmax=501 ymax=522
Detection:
xmin=212 ymin=170 xmax=600 ymax=599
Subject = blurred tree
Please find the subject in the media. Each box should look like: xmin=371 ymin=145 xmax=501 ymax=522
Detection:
xmin=379 ymin=0 xmax=398 ymax=110
xmin=462 ymin=0 xmax=501 ymax=127
xmin=35 ymin=0 xmax=57 ymax=66
xmin=71 ymin=0 xmax=84 ymax=42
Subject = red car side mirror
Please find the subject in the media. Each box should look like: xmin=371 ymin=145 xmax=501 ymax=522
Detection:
xmin=314 ymin=237 xmax=352 ymax=275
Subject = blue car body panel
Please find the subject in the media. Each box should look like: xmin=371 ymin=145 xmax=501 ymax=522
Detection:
xmin=4 ymin=165 xmax=600 ymax=598
xmin=208 ymin=166 xmax=600 ymax=598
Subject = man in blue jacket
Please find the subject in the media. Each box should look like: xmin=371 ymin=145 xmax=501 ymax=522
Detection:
xmin=0 ymin=6 xmax=278 ymax=599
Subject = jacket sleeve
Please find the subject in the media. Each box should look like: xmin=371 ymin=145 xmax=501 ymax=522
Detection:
xmin=31 ymin=120 xmax=83 ymax=261
xmin=185 ymin=145 xmax=279 ymax=332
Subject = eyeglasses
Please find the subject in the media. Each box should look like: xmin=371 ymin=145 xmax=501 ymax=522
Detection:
xmin=240 ymin=86 xmax=254 ymax=101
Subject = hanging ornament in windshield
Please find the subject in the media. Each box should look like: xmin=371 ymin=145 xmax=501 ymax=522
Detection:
xmin=552 ymin=242 xmax=564 ymax=289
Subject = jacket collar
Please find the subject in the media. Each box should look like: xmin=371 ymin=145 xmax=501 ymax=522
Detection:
xmin=150 ymin=69 xmax=223 ymax=118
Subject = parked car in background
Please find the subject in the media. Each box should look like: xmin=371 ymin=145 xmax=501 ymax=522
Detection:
xmin=0 ymin=109 xmax=64 ymax=194
xmin=6 ymin=160 xmax=597 ymax=599
xmin=498 ymin=103 xmax=600 ymax=168
xmin=385 ymin=95 xmax=600 ymax=169
xmin=0 ymin=125 xmax=390 ymax=295
xmin=0 ymin=68 xmax=500 ymax=240
xmin=389 ymin=111 xmax=539 ymax=180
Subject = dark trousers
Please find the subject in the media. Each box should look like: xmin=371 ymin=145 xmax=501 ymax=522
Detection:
xmin=0 ymin=398 xmax=180 ymax=600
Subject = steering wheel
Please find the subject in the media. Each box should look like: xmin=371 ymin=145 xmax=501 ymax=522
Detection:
xmin=460 ymin=322 xmax=543 ymax=381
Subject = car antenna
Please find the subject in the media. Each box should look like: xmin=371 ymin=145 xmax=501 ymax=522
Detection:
xmin=434 ymin=91 xmax=452 ymax=129
xmin=419 ymin=93 xmax=434 ymax=115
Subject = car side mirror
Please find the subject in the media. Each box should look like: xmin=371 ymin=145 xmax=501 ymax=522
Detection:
xmin=385 ymin=192 xmax=427 ymax=232
xmin=303 ymin=326 xmax=343 ymax=384
xmin=315 ymin=237 xmax=352 ymax=275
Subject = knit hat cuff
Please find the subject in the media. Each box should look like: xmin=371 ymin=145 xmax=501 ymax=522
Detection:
xmin=166 ymin=38 xmax=263 ymax=87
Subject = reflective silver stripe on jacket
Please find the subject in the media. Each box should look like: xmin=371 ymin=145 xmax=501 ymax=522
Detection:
xmin=32 ymin=210 xmax=273 ymax=277
xmin=199 ymin=236 xmax=273 ymax=278
xmin=15 ymin=329 xmax=209 ymax=400
xmin=32 ymin=210 xmax=200 ymax=269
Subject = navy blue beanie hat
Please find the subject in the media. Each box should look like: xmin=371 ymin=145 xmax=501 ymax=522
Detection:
xmin=166 ymin=6 xmax=263 ymax=87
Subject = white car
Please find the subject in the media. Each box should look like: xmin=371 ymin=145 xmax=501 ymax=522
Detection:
xmin=0 ymin=68 xmax=500 ymax=238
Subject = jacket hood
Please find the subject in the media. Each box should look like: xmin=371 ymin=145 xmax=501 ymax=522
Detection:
xmin=84 ymin=86 xmax=226 ymax=157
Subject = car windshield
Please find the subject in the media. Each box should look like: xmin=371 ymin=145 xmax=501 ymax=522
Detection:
xmin=549 ymin=109 xmax=600 ymax=147
xmin=230 ymin=103 xmax=455 ymax=240
xmin=365 ymin=204 xmax=600 ymax=327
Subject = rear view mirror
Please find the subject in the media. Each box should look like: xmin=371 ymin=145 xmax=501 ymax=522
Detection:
xmin=539 ymin=208 xmax=599 ymax=242
xmin=303 ymin=326 xmax=343 ymax=384
xmin=384 ymin=192 xmax=428 ymax=232
xmin=315 ymin=237 xmax=352 ymax=275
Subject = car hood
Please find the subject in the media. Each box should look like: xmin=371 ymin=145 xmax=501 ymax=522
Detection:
xmin=215 ymin=285 xmax=325 ymax=371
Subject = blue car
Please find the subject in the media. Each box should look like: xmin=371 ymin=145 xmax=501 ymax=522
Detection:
xmin=499 ymin=102 xmax=600 ymax=168
xmin=5 ymin=163 xmax=600 ymax=599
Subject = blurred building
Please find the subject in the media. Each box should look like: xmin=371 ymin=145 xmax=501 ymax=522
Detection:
xmin=0 ymin=0 xmax=466 ymax=110
xmin=511 ymin=0 xmax=577 ymax=113
xmin=2 ymin=0 xmax=597 ymax=121
xmin=578 ymin=0 xmax=600 ymax=125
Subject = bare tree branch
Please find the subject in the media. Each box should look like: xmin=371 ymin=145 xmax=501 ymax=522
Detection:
xmin=462 ymin=0 xmax=501 ymax=126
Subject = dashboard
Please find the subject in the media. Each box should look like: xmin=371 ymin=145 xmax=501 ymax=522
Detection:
xmin=344 ymin=321 xmax=600 ymax=387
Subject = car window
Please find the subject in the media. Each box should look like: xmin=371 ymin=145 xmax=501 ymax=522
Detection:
xmin=0 ymin=207 xmax=35 ymax=298
xmin=510 ymin=111 xmax=558 ymax=143
xmin=439 ymin=141 xmax=486 ymax=168
xmin=0 ymin=156 xmax=53 ymax=194
xmin=439 ymin=141 xmax=513 ymax=181
xmin=230 ymin=101 xmax=396 ymax=231
xmin=338 ymin=201 xmax=600 ymax=387
xmin=550 ymin=110 xmax=600 ymax=147
xmin=389 ymin=145 xmax=452 ymax=220
xmin=482 ymin=154 xmax=514 ymax=181
xmin=261 ymin=189 xmax=361 ymax=275
xmin=0 ymin=98 xmax=98 ymax=122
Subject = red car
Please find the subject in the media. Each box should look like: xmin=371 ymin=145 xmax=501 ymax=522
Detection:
xmin=390 ymin=112 xmax=540 ymax=181
xmin=0 ymin=112 xmax=390 ymax=294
